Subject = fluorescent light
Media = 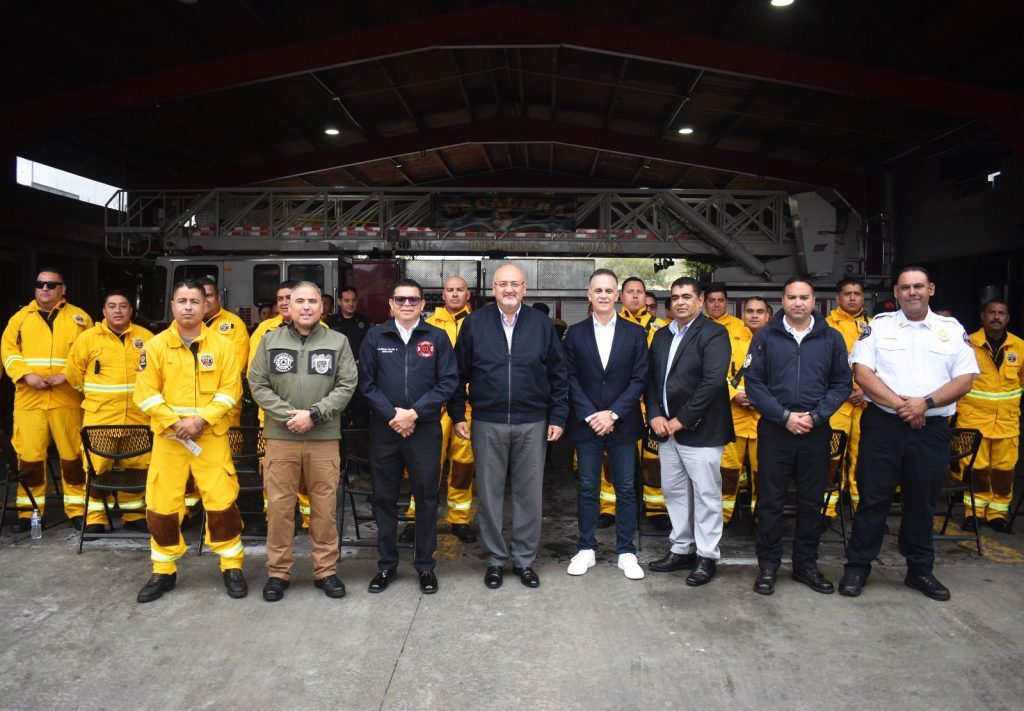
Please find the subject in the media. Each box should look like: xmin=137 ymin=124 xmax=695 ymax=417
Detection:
xmin=677 ymin=127 xmax=694 ymax=135
xmin=770 ymin=0 xmax=794 ymax=6
xmin=324 ymin=128 xmax=340 ymax=136
xmin=988 ymin=171 xmax=1001 ymax=184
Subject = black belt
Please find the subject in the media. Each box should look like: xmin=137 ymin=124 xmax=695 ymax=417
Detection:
xmin=868 ymin=403 xmax=948 ymax=425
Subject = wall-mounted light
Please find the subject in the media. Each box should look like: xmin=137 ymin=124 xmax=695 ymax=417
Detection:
xmin=770 ymin=0 xmax=794 ymax=7
xmin=677 ymin=127 xmax=694 ymax=135
xmin=324 ymin=128 xmax=340 ymax=136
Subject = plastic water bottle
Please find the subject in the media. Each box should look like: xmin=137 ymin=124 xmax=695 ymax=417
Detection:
xmin=30 ymin=509 xmax=42 ymax=540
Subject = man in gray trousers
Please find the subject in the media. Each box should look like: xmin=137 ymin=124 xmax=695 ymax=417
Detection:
xmin=449 ymin=263 xmax=569 ymax=590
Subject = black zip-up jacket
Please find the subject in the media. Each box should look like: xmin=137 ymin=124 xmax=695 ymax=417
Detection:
xmin=358 ymin=318 xmax=459 ymax=423
xmin=448 ymin=303 xmax=569 ymax=427
xmin=744 ymin=310 xmax=852 ymax=427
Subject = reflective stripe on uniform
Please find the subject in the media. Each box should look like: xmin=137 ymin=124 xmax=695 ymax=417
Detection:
xmin=4 ymin=354 xmax=25 ymax=368
xmin=138 ymin=394 xmax=165 ymax=411
xmin=150 ymin=549 xmax=184 ymax=563
xmin=212 ymin=393 xmax=236 ymax=408
xmin=83 ymin=383 xmax=135 ymax=393
xmin=964 ymin=388 xmax=1023 ymax=401
xmin=599 ymin=491 xmax=617 ymax=502
xmin=989 ymin=501 xmax=1010 ymax=513
xmin=447 ymin=500 xmax=472 ymax=510
xmin=63 ymin=495 xmax=86 ymax=505
xmin=24 ymin=357 xmax=67 ymax=367
xmin=643 ymin=493 xmax=665 ymax=505
xmin=118 ymin=500 xmax=145 ymax=510
xmin=215 ymin=541 xmax=244 ymax=558
xmin=169 ymin=405 xmax=201 ymax=415
xmin=298 ymin=503 xmax=311 ymax=515
xmin=184 ymin=497 xmax=200 ymax=507
xmin=87 ymin=500 xmax=108 ymax=512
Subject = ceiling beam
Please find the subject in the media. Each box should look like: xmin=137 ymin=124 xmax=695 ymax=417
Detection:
xmin=6 ymin=5 xmax=1024 ymax=139
xmin=177 ymin=116 xmax=873 ymax=206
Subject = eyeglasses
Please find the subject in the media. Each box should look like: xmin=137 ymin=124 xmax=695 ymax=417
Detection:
xmin=35 ymin=281 xmax=64 ymax=290
xmin=392 ymin=296 xmax=422 ymax=305
xmin=494 ymin=281 xmax=523 ymax=290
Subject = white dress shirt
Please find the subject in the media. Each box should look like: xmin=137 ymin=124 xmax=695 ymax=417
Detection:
xmin=592 ymin=314 xmax=616 ymax=369
xmin=783 ymin=314 xmax=814 ymax=345
xmin=396 ymin=318 xmax=418 ymax=344
xmin=499 ymin=306 xmax=521 ymax=352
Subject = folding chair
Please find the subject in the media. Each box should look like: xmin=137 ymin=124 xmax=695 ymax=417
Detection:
xmin=198 ymin=426 xmax=265 ymax=555
xmin=0 ymin=429 xmax=67 ymax=539
xmin=78 ymin=425 xmax=154 ymax=552
xmin=337 ymin=428 xmax=413 ymax=548
xmin=818 ymin=429 xmax=849 ymax=552
xmin=935 ymin=427 xmax=983 ymax=555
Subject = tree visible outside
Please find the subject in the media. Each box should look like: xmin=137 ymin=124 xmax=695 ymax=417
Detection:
xmin=595 ymin=257 xmax=714 ymax=292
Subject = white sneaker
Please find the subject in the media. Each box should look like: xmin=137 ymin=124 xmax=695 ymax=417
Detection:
xmin=618 ymin=553 xmax=645 ymax=580
xmin=567 ymin=549 xmax=596 ymax=575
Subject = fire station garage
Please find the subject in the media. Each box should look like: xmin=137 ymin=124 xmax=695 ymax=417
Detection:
xmin=1 ymin=2 xmax=1023 ymax=709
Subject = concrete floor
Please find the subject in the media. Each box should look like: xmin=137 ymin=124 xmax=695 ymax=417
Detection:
xmin=3 ymin=470 xmax=1024 ymax=711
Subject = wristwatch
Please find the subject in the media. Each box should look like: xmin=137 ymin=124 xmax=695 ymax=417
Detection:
xmin=609 ymin=411 xmax=619 ymax=422
xmin=924 ymin=395 xmax=936 ymax=410
xmin=309 ymin=407 xmax=322 ymax=425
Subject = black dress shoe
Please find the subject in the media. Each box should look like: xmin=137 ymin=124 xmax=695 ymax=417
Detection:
xmin=597 ymin=513 xmax=615 ymax=529
xmin=685 ymin=557 xmax=717 ymax=586
xmin=123 ymin=519 xmax=149 ymax=533
xmin=315 ymin=574 xmax=346 ymax=598
xmin=263 ymin=577 xmax=290 ymax=602
xmin=137 ymin=573 xmax=176 ymax=603
xmin=512 ymin=566 xmax=540 ymax=588
xmin=484 ymin=565 xmax=504 ymax=589
xmin=650 ymin=515 xmax=673 ymax=531
xmin=419 ymin=570 xmax=439 ymax=594
xmin=648 ymin=551 xmax=697 ymax=572
xmin=450 ymin=524 xmax=477 ymax=543
xmin=960 ymin=516 xmax=980 ymax=532
xmin=368 ymin=568 xmax=397 ymax=593
xmin=70 ymin=515 xmax=84 ymax=531
xmin=753 ymin=567 xmax=777 ymax=595
xmin=838 ymin=571 xmax=867 ymax=597
xmin=792 ymin=566 xmax=835 ymax=594
xmin=988 ymin=518 xmax=1009 ymax=533
xmin=398 ymin=523 xmax=416 ymax=544
xmin=905 ymin=572 xmax=950 ymax=601
xmin=223 ymin=569 xmax=248 ymax=599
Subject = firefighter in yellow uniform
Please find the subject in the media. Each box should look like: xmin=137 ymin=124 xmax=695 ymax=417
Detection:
xmin=248 ymin=281 xmax=313 ymax=529
xmin=1 ymin=269 xmax=93 ymax=529
xmin=721 ymin=297 xmax=769 ymax=523
xmin=134 ymin=280 xmax=245 ymax=603
xmin=610 ymin=277 xmax=670 ymax=529
xmin=956 ymin=299 xmax=1023 ymax=532
xmin=825 ymin=277 xmax=870 ymax=519
xmin=63 ymin=291 xmax=154 ymax=534
xmin=199 ymin=277 xmax=249 ymax=426
xmin=403 ymin=276 xmax=478 ymax=543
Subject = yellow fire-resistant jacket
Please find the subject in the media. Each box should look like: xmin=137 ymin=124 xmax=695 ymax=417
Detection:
xmin=134 ymin=322 xmax=241 ymax=436
xmin=205 ymin=309 xmax=249 ymax=372
xmin=2 ymin=299 xmax=93 ymax=410
xmin=426 ymin=305 xmax=471 ymax=348
xmin=956 ymin=329 xmax=1023 ymax=439
xmin=619 ymin=308 xmax=667 ymax=347
xmin=712 ymin=312 xmax=752 ymax=343
xmin=63 ymin=320 xmax=155 ymax=425
xmin=248 ymin=315 xmax=285 ymax=369
xmin=826 ymin=307 xmax=870 ymax=411
xmin=726 ymin=328 xmax=759 ymax=438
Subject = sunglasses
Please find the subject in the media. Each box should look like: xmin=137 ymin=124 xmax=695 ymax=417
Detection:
xmin=35 ymin=281 xmax=64 ymax=290
xmin=392 ymin=296 xmax=422 ymax=305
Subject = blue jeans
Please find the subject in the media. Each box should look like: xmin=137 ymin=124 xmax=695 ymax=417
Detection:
xmin=576 ymin=438 xmax=638 ymax=554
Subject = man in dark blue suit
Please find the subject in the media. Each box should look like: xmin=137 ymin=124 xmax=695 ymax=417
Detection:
xmin=564 ymin=269 xmax=649 ymax=580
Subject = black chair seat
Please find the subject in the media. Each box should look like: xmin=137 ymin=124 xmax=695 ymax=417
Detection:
xmin=87 ymin=468 xmax=149 ymax=492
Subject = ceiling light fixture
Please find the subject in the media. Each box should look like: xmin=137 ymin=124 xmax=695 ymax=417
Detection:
xmin=770 ymin=0 xmax=794 ymax=7
xmin=324 ymin=128 xmax=340 ymax=136
xmin=677 ymin=127 xmax=694 ymax=135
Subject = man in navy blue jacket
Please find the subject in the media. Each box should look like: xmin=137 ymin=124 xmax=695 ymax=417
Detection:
xmin=449 ymin=263 xmax=569 ymax=590
xmin=564 ymin=269 xmax=649 ymax=580
xmin=359 ymin=279 xmax=459 ymax=595
xmin=744 ymin=277 xmax=851 ymax=596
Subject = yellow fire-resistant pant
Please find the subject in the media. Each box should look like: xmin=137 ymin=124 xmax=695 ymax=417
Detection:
xmin=721 ymin=436 xmax=759 ymax=523
xmin=828 ymin=404 xmax=863 ymax=516
xmin=961 ymin=436 xmax=1018 ymax=522
xmin=83 ymin=450 xmax=149 ymax=526
xmin=407 ymin=409 xmax=476 ymax=524
xmin=12 ymin=407 xmax=84 ymax=519
xmin=145 ymin=433 xmax=243 ymax=574
xmin=597 ymin=444 xmax=666 ymax=518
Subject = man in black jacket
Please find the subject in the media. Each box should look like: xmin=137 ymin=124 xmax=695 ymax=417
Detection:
xmin=645 ymin=277 xmax=734 ymax=587
xmin=449 ymin=263 xmax=569 ymax=590
xmin=359 ymin=279 xmax=459 ymax=595
xmin=744 ymin=277 xmax=851 ymax=596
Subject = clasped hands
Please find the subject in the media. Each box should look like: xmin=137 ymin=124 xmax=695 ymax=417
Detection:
xmin=22 ymin=373 xmax=66 ymax=390
xmin=588 ymin=410 xmax=616 ymax=437
xmin=649 ymin=415 xmax=682 ymax=438
xmin=171 ymin=415 xmax=206 ymax=441
xmin=894 ymin=395 xmax=928 ymax=429
xmin=389 ymin=407 xmax=418 ymax=438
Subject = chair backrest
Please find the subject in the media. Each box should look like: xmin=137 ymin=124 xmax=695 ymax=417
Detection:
xmin=340 ymin=428 xmax=370 ymax=477
xmin=227 ymin=427 xmax=265 ymax=474
xmin=829 ymin=429 xmax=848 ymax=461
xmin=950 ymin=428 xmax=982 ymax=468
xmin=81 ymin=426 xmax=154 ymax=472
xmin=0 ymin=429 xmax=21 ymax=472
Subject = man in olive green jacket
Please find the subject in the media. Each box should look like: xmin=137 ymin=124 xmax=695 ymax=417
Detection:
xmin=248 ymin=282 xmax=358 ymax=602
